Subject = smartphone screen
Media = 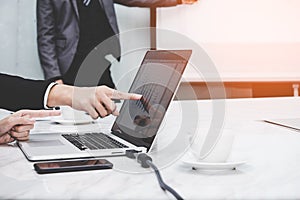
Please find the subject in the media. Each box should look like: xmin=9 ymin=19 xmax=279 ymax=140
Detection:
xmin=34 ymin=159 xmax=113 ymax=174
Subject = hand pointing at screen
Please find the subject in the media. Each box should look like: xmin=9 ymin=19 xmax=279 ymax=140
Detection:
xmin=47 ymin=85 xmax=142 ymax=119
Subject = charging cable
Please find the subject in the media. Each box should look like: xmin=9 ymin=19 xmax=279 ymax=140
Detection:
xmin=126 ymin=150 xmax=184 ymax=200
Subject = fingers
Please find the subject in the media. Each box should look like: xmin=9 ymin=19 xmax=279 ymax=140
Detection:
xmin=6 ymin=116 xmax=35 ymax=129
xmin=7 ymin=124 xmax=33 ymax=142
xmin=111 ymin=103 xmax=119 ymax=116
xmin=0 ymin=134 xmax=15 ymax=144
xmin=101 ymin=96 xmax=119 ymax=116
xmin=13 ymin=124 xmax=34 ymax=133
xmin=93 ymin=97 xmax=118 ymax=118
xmin=0 ymin=115 xmax=35 ymax=137
xmin=9 ymin=130 xmax=30 ymax=141
xmin=0 ymin=110 xmax=60 ymax=144
xmin=76 ymin=86 xmax=141 ymax=119
xmin=92 ymin=87 xmax=122 ymax=118
xmin=17 ymin=110 xmax=61 ymax=118
xmin=84 ymin=106 xmax=99 ymax=120
xmin=94 ymin=102 xmax=108 ymax=118
xmin=110 ymin=89 xmax=142 ymax=100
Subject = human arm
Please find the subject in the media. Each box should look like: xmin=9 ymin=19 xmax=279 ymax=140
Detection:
xmin=0 ymin=73 xmax=140 ymax=118
xmin=0 ymin=74 xmax=52 ymax=111
xmin=37 ymin=0 xmax=62 ymax=79
xmin=0 ymin=110 xmax=60 ymax=144
xmin=47 ymin=84 xmax=142 ymax=119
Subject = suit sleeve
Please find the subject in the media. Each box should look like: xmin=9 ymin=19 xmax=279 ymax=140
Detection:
xmin=37 ymin=0 xmax=62 ymax=79
xmin=113 ymin=0 xmax=179 ymax=7
xmin=0 ymin=74 xmax=51 ymax=111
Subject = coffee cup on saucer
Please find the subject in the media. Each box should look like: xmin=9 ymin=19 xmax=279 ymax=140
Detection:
xmin=183 ymin=126 xmax=246 ymax=170
xmin=190 ymin=128 xmax=235 ymax=163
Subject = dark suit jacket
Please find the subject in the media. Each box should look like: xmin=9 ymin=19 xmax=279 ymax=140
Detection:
xmin=0 ymin=73 xmax=51 ymax=111
xmin=37 ymin=0 xmax=179 ymax=79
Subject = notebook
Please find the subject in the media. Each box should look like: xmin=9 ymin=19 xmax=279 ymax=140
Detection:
xmin=18 ymin=50 xmax=192 ymax=161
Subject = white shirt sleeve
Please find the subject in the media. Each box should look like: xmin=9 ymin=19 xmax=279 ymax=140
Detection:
xmin=43 ymin=82 xmax=58 ymax=109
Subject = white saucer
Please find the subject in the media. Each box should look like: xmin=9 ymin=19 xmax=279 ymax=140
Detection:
xmin=52 ymin=118 xmax=94 ymax=125
xmin=181 ymin=152 xmax=246 ymax=170
xmin=182 ymin=159 xmax=246 ymax=170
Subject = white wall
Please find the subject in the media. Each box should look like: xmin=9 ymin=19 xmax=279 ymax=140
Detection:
xmin=113 ymin=5 xmax=150 ymax=91
xmin=0 ymin=0 xmax=43 ymax=79
xmin=158 ymin=0 xmax=300 ymax=43
xmin=157 ymin=0 xmax=300 ymax=81
xmin=0 ymin=1 xmax=150 ymax=89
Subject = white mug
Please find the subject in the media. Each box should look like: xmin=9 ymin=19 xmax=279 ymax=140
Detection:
xmin=190 ymin=128 xmax=235 ymax=163
xmin=60 ymin=106 xmax=91 ymax=121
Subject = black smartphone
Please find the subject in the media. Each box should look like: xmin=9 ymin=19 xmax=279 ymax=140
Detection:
xmin=34 ymin=159 xmax=113 ymax=174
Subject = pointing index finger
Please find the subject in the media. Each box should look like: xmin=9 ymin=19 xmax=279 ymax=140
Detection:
xmin=111 ymin=90 xmax=142 ymax=100
xmin=19 ymin=110 xmax=61 ymax=118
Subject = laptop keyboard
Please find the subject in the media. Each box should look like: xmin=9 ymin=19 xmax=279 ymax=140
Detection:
xmin=62 ymin=132 xmax=128 ymax=151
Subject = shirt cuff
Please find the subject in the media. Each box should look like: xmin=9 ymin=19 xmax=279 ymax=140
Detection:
xmin=43 ymin=82 xmax=58 ymax=109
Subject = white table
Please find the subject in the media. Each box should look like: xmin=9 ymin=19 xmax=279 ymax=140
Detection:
xmin=1 ymin=97 xmax=300 ymax=199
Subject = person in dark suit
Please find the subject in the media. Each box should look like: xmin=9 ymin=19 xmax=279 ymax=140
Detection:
xmin=0 ymin=74 xmax=53 ymax=111
xmin=0 ymin=73 xmax=141 ymax=118
xmin=37 ymin=0 xmax=197 ymax=87
xmin=0 ymin=73 xmax=141 ymax=144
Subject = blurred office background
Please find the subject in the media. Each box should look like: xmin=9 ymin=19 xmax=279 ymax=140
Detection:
xmin=1 ymin=0 xmax=300 ymax=98
xmin=157 ymin=0 xmax=300 ymax=98
xmin=0 ymin=0 xmax=150 ymax=92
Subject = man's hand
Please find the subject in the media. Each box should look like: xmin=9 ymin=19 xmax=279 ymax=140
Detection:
xmin=181 ymin=0 xmax=198 ymax=4
xmin=72 ymin=86 xmax=142 ymax=119
xmin=0 ymin=110 xmax=61 ymax=144
xmin=47 ymin=84 xmax=142 ymax=119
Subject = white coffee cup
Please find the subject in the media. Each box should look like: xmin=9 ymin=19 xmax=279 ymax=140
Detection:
xmin=60 ymin=106 xmax=92 ymax=121
xmin=190 ymin=128 xmax=235 ymax=163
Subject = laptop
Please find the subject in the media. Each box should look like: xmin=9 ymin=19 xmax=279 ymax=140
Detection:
xmin=18 ymin=50 xmax=192 ymax=161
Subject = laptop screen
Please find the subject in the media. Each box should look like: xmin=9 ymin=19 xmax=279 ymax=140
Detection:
xmin=111 ymin=50 xmax=192 ymax=150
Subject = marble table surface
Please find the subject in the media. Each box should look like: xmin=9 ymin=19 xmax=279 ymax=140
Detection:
xmin=1 ymin=97 xmax=300 ymax=199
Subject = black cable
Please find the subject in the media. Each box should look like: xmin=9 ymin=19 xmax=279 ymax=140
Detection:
xmin=146 ymin=160 xmax=184 ymax=200
xmin=127 ymin=151 xmax=184 ymax=200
